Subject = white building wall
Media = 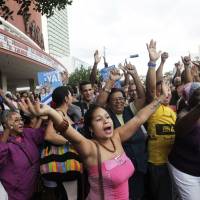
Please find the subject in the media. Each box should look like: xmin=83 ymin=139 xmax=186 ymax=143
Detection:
xmin=42 ymin=7 xmax=90 ymax=73
xmin=41 ymin=15 xmax=49 ymax=53
xmin=47 ymin=8 xmax=70 ymax=58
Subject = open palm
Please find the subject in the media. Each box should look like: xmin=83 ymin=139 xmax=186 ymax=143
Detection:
xmin=146 ymin=39 xmax=161 ymax=62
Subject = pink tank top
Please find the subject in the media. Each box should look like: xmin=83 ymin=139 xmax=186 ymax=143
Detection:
xmin=86 ymin=153 xmax=134 ymax=200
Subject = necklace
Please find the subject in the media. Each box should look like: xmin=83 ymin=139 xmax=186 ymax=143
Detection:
xmin=98 ymin=138 xmax=116 ymax=153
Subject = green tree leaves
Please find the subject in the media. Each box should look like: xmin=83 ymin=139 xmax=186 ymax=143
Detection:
xmin=68 ymin=66 xmax=92 ymax=86
xmin=0 ymin=0 xmax=73 ymax=20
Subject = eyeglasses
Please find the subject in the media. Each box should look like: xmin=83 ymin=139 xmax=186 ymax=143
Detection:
xmin=14 ymin=118 xmax=24 ymax=124
xmin=111 ymin=97 xmax=125 ymax=102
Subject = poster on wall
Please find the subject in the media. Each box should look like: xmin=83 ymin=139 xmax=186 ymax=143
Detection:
xmin=37 ymin=70 xmax=62 ymax=104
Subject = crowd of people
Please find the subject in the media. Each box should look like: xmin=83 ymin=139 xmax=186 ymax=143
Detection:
xmin=0 ymin=39 xmax=200 ymax=200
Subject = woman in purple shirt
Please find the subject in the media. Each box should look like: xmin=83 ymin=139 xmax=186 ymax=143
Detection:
xmin=0 ymin=110 xmax=44 ymax=200
xmin=0 ymin=108 xmax=68 ymax=200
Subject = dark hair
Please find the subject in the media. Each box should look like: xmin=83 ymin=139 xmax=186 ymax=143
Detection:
xmin=107 ymin=88 xmax=126 ymax=103
xmin=72 ymin=85 xmax=78 ymax=94
xmin=83 ymin=104 xmax=107 ymax=139
xmin=66 ymin=85 xmax=75 ymax=96
xmin=79 ymin=81 xmax=92 ymax=91
xmin=52 ymin=86 xmax=70 ymax=108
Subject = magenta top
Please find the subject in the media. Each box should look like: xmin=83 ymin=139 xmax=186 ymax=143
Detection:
xmin=0 ymin=128 xmax=44 ymax=200
xmin=86 ymin=153 xmax=134 ymax=200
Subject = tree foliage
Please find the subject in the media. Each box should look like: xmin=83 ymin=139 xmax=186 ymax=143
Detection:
xmin=68 ymin=66 xmax=92 ymax=87
xmin=0 ymin=0 xmax=73 ymax=20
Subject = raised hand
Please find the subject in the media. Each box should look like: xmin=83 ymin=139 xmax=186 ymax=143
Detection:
xmin=118 ymin=63 xmax=126 ymax=73
xmin=18 ymin=98 xmax=32 ymax=116
xmin=18 ymin=98 xmax=51 ymax=117
xmin=120 ymin=62 xmax=137 ymax=76
xmin=191 ymin=65 xmax=199 ymax=78
xmin=161 ymin=52 xmax=169 ymax=63
xmin=109 ymin=68 xmax=123 ymax=82
xmin=181 ymin=55 xmax=191 ymax=67
xmin=146 ymin=39 xmax=162 ymax=63
xmin=30 ymin=99 xmax=52 ymax=117
xmin=159 ymin=81 xmax=170 ymax=104
xmin=94 ymin=50 xmax=101 ymax=65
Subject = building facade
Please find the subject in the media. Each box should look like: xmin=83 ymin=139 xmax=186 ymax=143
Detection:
xmin=0 ymin=1 xmax=66 ymax=91
xmin=43 ymin=7 xmax=90 ymax=74
xmin=47 ymin=8 xmax=70 ymax=58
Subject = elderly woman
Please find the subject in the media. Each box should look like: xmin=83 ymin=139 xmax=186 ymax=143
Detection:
xmin=168 ymin=82 xmax=200 ymax=200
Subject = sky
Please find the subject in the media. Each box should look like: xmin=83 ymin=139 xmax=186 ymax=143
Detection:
xmin=68 ymin=0 xmax=200 ymax=75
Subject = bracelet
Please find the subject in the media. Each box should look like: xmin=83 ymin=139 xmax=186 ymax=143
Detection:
xmin=54 ymin=118 xmax=69 ymax=133
xmin=148 ymin=62 xmax=156 ymax=68
xmin=103 ymin=87 xmax=111 ymax=93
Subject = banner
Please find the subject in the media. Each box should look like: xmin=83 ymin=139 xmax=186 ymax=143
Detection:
xmin=100 ymin=65 xmax=121 ymax=88
xmin=38 ymin=71 xmax=62 ymax=104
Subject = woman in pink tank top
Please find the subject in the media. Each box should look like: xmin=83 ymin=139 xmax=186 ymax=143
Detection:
xmin=87 ymin=153 xmax=134 ymax=200
xmin=24 ymin=92 xmax=167 ymax=199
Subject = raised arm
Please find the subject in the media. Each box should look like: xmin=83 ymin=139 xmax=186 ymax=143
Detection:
xmin=192 ymin=61 xmax=200 ymax=82
xmin=116 ymin=94 xmax=166 ymax=142
xmin=44 ymin=120 xmax=68 ymax=145
xmin=191 ymin=64 xmax=200 ymax=82
xmin=96 ymin=68 xmax=122 ymax=106
xmin=124 ymin=63 xmax=146 ymax=110
xmin=0 ymin=89 xmax=17 ymax=111
xmin=90 ymin=50 xmax=101 ymax=85
xmin=23 ymin=98 xmax=95 ymax=160
xmin=182 ymin=55 xmax=193 ymax=83
xmin=146 ymin=39 xmax=162 ymax=102
xmin=174 ymin=62 xmax=182 ymax=77
xmin=119 ymin=61 xmax=130 ymax=87
xmin=156 ymin=52 xmax=169 ymax=83
xmin=172 ymin=62 xmax=182 ymax=85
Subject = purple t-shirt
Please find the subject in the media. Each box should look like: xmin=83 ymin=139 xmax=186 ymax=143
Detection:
xmin=0 ymin=128 xmax=44 ymax=200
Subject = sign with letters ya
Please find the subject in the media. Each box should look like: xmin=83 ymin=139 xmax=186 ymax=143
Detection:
xmin=37 ymin=71 xmax=62 ymax=104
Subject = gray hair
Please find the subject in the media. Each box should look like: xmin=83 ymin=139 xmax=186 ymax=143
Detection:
xmin=0 ymin=110 xmax=19 ymax=126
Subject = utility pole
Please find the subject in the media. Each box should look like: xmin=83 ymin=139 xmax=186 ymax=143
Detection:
xmin=103 ymin=46 xmax=106 ymax=58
